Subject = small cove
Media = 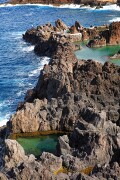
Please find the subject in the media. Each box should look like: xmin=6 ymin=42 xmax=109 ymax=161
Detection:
xmin=17 ymin=134 xmax=62 ymax=157
xmin=75 ymin=43 xmax=120 ymax=66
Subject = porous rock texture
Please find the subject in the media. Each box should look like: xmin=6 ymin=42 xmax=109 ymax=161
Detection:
xmin=1 ymin=20 xmax=120 ymax=179
xmin=88 ymin=21 xmax=120 ymax=47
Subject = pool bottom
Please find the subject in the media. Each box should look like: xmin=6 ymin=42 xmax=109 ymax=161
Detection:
xmin=17 ymin=134 xmax=63 ymax=157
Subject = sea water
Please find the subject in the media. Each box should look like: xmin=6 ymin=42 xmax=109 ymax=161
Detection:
xmin=0 ymin=2 xmax=120 ymax=125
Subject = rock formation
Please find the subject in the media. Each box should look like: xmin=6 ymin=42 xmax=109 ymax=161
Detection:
xmin=0 ymin=20 xmax=120 ymax=179
xmin=9 ymin=59 xmax=120 ymax=134
xmin=87 ymin=21 xmax=120 ymax=47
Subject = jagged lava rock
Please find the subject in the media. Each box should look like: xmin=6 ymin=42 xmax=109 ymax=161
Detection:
xmin=87 ymin=21 xmax=120 ymax=47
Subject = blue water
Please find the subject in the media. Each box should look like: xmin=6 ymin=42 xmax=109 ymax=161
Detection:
xmin=0 ymin=2 xmax=120 ymax=124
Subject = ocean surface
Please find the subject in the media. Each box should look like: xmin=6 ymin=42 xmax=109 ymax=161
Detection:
xmin=0 ymin=2 xmax=120 ymax=126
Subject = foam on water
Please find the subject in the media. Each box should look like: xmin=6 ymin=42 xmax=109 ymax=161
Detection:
xmin=109 ymin=17 xmax=120 ymax=22
xmin=59 ymin=4 xmax=81 ymax=9
xmin=22 ymin=45 xmax=34 ymax=53
xmin=0 ymin=111 xmax=11 ymax=127
xmin=102 ymin=4 xmax=120 ymax=11
xmin=29 ymin=57 xmax=50 ymax=77
xmin=0 ymin=3 xmax=54 ymax=8
xmin=58 ymin=4 xmax=116 ymax=10
xmin=16 ymin=90 xmax=24 ymax=97
xmin=0 ymin=3 xmax=120 ymax=11
xmin=0 ymin=119 xmax=8 ymax=127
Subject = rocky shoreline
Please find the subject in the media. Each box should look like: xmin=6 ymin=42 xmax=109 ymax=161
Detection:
xmin=0 ymin=20 xmax=120 ymax=179
xmin=8 ymin=0 xmax=120 ymax=7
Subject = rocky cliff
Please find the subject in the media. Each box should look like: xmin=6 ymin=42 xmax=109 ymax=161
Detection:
xmin=88 ymin=21 xmax=120 ymax=47
xmin=0 ymin=20 xmax=120 ymax=179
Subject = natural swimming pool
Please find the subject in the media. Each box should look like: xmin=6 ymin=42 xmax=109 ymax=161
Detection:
xmin=17 ymin=134 xmax=62 ymax=157
xmin=75 ymin=44 xmax=120 ymax=66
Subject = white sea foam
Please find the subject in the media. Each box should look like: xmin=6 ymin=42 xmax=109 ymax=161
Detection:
xmin=0 ymin=113 xmax=11 ymax=127
xmin=16 ymin=91 xmax=24 ymax=97
xmin=18 ymin=81 xmax=25 ymax=87
xmin=22 ymin=45 xmax=34 ymax=52
xmin=102 ymin=4 xmax=120 ymax=11
xmin=0 ymin=119 xmax=8 ymax=127
xmin=109 ymin=17 xmax=120 ymax=22
xmin=28 ymin=57 xmax=50 ymax=77
xmin=0 ymin=3 xmax=25 ymax=7
xmin=0 ymin=3 xmax=54 ymax=8
xmin=59 ymin=4 xmax=81 ymax=9
xmin=0 ymin=3 xmax=120 ymax=11
xmin=10 ymin=31 xmax=24 ymax=38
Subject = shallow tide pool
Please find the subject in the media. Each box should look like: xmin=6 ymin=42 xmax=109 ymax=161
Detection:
xmin=75 ymin=44 xmax=120 ymax=66
xmin=17 ymin=134 xmax=62 ymax=157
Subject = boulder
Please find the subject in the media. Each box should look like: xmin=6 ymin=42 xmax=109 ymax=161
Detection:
xmin=87 ymin=21 xmax=120 ymax=47
xmin=57 ymin=135 xmax=71 ymax=155
xmin=4 ymin=139 xmax=28 ymax=169
xmin=55 ymin=19 xmax=68 ymax=31
xmin=109 ymin=21 xmax=120 ymax=45
xmin=40 ymin=152 xmax=62 ymax=173
xmin=87 ymin=36 xmax=106 ymax=47
xmin=69 ymin=25 xmax=78 ymax=34
xmin=0 ymin=173 xmax=8 ymax=180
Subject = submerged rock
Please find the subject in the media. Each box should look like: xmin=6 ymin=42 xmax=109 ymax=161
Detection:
xmin=110 ymin=49 xmax=120 ymax=59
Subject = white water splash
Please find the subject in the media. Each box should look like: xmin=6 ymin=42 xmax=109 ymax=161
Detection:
xmin=0 ymin=119 xmax=8 ymax=127
xmin=109 ymin=17 xmax=120 ymax=22
xmin=0 ymin=113 xmax=11 ymax=127
xmin=22 ymin=45 xmax=34 ymax=52
xmin=102 ymin=4 xmax=120 ymax=11
xmin=28 ymin=57 xmax=50 ymax=77
xmin=0 ymin=3 xmax=120 ymax=11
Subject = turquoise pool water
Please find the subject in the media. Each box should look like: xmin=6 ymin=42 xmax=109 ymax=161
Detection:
xmin=17 ymin=134 xmax=61 ymax=157
xmin=75 ymin=44 xmax=120 ymax=66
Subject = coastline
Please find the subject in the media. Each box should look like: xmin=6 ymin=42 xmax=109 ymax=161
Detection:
xmin=8 ymin=0 xmax=118 ymax=6
xmin=1 ymin=0 xmax=120 ymax=8
xmin=0 ymin=18 xmax=119 ymax=179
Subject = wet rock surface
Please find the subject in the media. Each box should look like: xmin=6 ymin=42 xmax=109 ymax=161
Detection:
xmin=0 ymin=20 xmax=120 ymax=179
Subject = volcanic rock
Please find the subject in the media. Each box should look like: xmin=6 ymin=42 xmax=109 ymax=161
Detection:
xmin=2 ymin=19 xmax=120 ymax=179
xmin=87 ymin=22 xmax=120 ymax=47
xmin=40 ymin=152 xmax=62 ymax=173
xmin=4 ymin=139 xmax=28 ymax=169
xmin=55 ymin=19 xmax=68 ymax=31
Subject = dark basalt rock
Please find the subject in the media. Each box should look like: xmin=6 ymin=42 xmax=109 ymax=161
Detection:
xmin=87 ymin=21 xmax=120 ymax=47
xmin=1 ymin=20 xmax=120 ymax=179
